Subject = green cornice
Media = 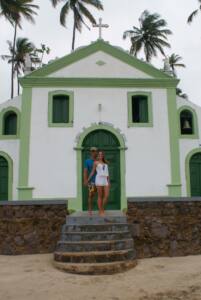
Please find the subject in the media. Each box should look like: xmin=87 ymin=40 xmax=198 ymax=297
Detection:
xmin=20 ymin=77 xmax=179 ymax=88
xmin=23 ymin=40 xmax=175 ymax=80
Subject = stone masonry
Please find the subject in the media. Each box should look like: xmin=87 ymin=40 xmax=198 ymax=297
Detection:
xmin=0 ymin=201 xmax=67 ymax=255
xmin=127 ymin=198 xmax=201 ymax=258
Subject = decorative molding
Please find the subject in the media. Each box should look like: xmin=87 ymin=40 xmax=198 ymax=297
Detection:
xmin=23 ymin=39 xmax=175 ymax=80
xmin=75 ymin=122 xmax=127 ymax=146
xmin=19 ymin=77 xmax=179 ymax=88
xmin=96 ymin=60 xmax=106 ymax=66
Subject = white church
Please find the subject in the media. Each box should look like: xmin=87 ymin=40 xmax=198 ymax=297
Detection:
xmin=0 ymin=33 xmax=201 ymax=211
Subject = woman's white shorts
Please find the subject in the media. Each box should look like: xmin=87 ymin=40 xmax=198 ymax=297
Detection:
xmin=95 ymin=175 xmax=109 ymax=187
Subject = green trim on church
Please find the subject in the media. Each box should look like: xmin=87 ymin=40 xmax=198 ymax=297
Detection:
xmin=167 ymin=88 xmax=182 ymax=196
xmin=178 ymin=105 xmax=199 ymax=139
xmin=0 ymin=151 xmax=13 ymax=201
xmin=70 ymin=124 xmax=127 ymax=211
xmin=23 ymin=39 xmax=175 ymax=79
xmin=0 ymin=106 xmax=21 ymax=140
xmin=127 ymin=91 xmax=153 ymax=127
xmin=48 ymin=90 xmax=74 ymax=127
xmin=18 ymin=88 xmax=33 ymax=200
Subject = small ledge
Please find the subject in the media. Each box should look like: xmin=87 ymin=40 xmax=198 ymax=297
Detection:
xmin=0 ymin=200 xmax=68 ymax=206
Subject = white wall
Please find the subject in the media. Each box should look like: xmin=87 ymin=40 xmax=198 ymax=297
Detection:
xmin=29 ymin=87 xmax=171 ymax=199
xmin=0 ymin=96 xmax=21 ymax=199
xmin=49 ymin=51 xmax=152 ymax=79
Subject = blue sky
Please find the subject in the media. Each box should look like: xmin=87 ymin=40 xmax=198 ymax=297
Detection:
xmin=0 ymin=0 xmax=201 ymax=104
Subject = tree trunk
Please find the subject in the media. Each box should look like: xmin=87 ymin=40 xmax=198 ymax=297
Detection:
xmin=11 ymin=23 xmax=17 ymax=99
xmin=72 ymin=18 xmax=76 ymax=51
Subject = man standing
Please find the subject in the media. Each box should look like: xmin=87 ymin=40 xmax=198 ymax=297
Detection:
xmin=84 ymin=147 xmax=98 ymax=215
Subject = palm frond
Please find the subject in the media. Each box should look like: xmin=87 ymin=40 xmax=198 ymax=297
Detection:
xmin=60 ymin=1 xmax=70 ymax=27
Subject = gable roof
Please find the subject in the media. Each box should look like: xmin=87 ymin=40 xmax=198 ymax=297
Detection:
xmin=25 ymin=39 xmax=173 ymax=79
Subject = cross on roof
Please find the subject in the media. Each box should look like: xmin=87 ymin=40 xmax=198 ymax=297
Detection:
xmin=93 ymin=18 xmax=109 ymax=40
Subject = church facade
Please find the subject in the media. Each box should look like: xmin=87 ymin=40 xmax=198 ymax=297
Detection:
xmin=0 ymin=39 xmax=201 ymax=211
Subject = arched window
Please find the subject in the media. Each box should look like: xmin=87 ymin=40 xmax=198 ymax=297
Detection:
xmin=180 ymin=110 xmax=194 ymax=135
xmin=3 ymin=111 xmax=17 ymax=135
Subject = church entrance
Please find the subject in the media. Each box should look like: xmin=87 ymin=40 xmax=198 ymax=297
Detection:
xmin=190 ymin=152 xmax=201 ymax=196
xmin=82 ymin=129 xmax=121 ymax=211
xmin=0 ymin=156 xmax=9 ymax=201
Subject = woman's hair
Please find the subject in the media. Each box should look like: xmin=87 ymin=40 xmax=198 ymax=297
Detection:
xmin=98 ymin=151 xmax=109 ymax=164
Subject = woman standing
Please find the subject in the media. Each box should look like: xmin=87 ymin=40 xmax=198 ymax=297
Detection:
xmin=88 ymin=151 xmax=110 ymax=216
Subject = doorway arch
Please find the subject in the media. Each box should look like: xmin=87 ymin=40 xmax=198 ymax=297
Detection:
xmin=0 ymin=151 xmax=13 ymax=201
xmin=82 ymin=129 xmax=120 ymax=210
xmin=186 ymin=148 xmax=201 ymax=196
xmin=74 ymin=124 xmax=127 ymax=211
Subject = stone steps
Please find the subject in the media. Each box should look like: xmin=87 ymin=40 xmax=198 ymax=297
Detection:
xmin=61 ymin=231 xmax=132 ymax=241
xmin=57 ymin=239 xmax=134 ymax=252
xmin=62 ymin=223 xmax=131 ymax=232
xmin=54 ymin=211 xmax=137 ymax=275
xmin=54 ymin=249 xmax=135 ymax=263
xmin=53 ymin=260 xmax=137 ymax=275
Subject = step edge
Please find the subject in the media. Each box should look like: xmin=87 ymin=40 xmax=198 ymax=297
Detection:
xmin=54 ymin=248 xmax=135 ymax=257
xmin=57 ymin=239 xmax=134 ymax=245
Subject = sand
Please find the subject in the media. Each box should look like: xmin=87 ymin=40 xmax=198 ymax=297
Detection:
xmin=0 ymin=254 xmax=201 ymax=300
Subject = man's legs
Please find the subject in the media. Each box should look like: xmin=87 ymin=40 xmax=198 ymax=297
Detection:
xmin=88 ymin=184 xmax=96 ymax=215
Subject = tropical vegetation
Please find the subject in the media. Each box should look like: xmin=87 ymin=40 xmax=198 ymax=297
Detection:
xmin=188 ymin=0 xmax=201 ymax=23
xmin=49 ymin=0 xmax=103 ymax=50
xmin=0 ymin=0 xmax=39 ymax=98
xmin=123 ymin=10 xmax=172 ymax=62
xmin=168 ymin=53 xmax=186 ymax=77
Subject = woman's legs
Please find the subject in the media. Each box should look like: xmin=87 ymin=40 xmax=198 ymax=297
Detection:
xmin=103 ymin=185 xmax=110 ymax=212
xmin=97 ymin=186 xmax=103 ymax=214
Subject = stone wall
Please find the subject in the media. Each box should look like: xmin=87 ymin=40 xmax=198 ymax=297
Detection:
xmin=127 ymin=198 xmax=201 ymax=259
xmin=0 ymin=201 xmax=67 ymax=255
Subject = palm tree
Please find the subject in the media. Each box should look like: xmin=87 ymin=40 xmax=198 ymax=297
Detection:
xmin=0 ymin=0 xmax=39 ymax=98
xmin=50 ymin=0 xmax=103 ymax=51
xmin=123 ymin=10 xmax=172 ymax=62
xmin=168 ymin=53 xmax=186 ymax=77
xmin=0 ymin=0 xmax=20 ymax=24
xmin=188 ymin=0 xmax=201 ymax=23
xmin=1 ymin=38 xmax=35 ymax=95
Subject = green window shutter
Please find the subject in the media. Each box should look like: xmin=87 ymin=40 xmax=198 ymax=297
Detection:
xmin=52 ymin=95 xmax=69 ymax=123
xmin=4 ymin=113 xmax=17 ymax=135
xmin=132 ymin=95 xmax=148 ymax=123
xmin=139 ymin=97 xmax=148 ymax=122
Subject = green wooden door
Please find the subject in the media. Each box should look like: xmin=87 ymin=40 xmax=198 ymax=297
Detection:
xmin=82 ymin=130 xmax=120 ymax=211
xmin=190 ymin=153 xmax=201 ymax=196
xmin=0 ymin=156 xmax=8 ymax=201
